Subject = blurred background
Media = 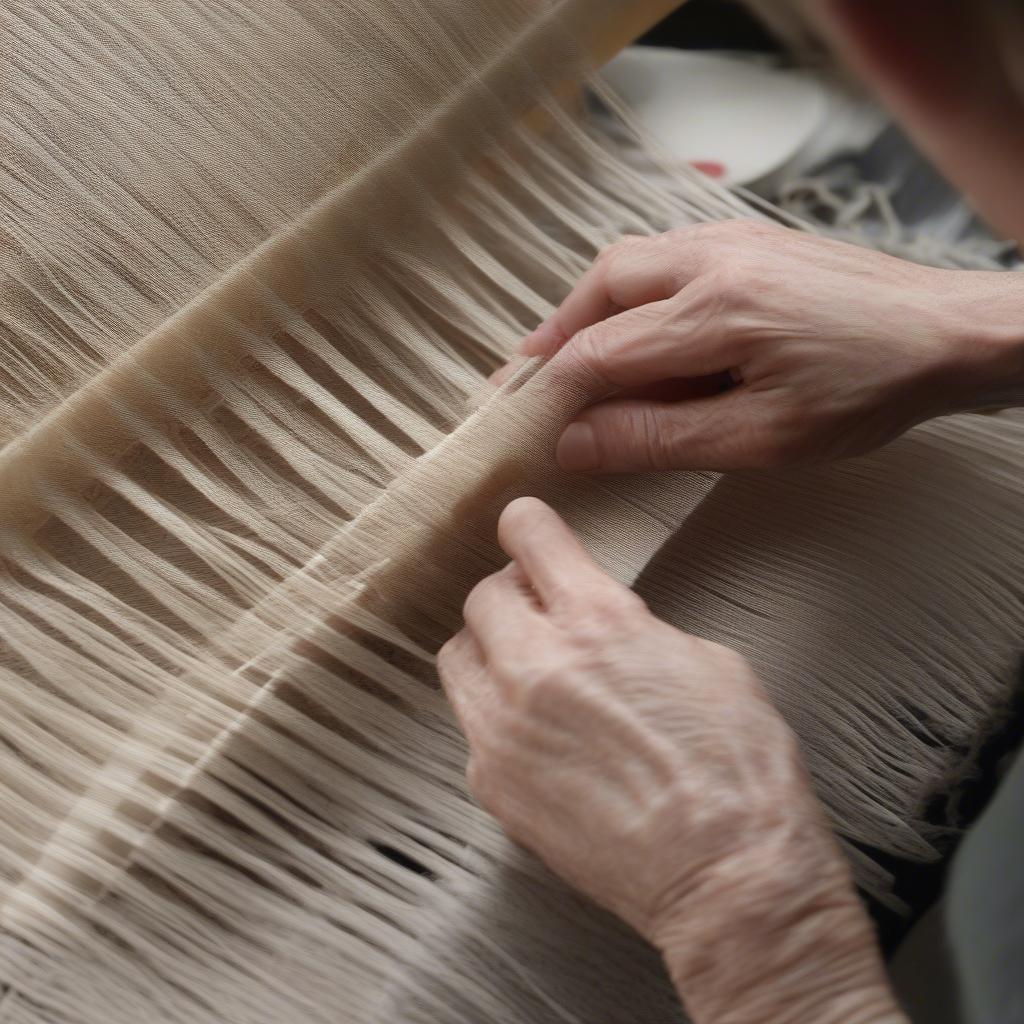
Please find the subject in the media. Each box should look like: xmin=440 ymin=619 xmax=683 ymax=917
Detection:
xmin=602 ymin=0 xmax=1021 ymax=270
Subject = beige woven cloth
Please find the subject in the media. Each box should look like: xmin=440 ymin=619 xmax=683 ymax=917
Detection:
xmin=1 ymin=2 xmax=1023 ymax=1021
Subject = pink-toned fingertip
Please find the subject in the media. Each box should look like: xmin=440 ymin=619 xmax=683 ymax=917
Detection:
xmin=487 ymin=357 xmax=523 ymax=388
xmin=518 ymin=333 xmax=543 ymax=356
xmin=518 ymin=317 xmax=559 ymax=356
xmin=486 ymin=366 xmax=507 ymax=387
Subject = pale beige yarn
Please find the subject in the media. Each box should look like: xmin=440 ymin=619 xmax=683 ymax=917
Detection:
xmin=1 ymin=2 xmax=1022 ymax=1022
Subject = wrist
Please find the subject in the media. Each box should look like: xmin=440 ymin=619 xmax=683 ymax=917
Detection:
xmin=936 ymin=270 xmax=1024 ymax=412
xmin=651 ymin=830 xmax=905 ymax=1024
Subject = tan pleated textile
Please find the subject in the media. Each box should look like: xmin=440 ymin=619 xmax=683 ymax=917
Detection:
xmin=2 ymin=2 xmax=1023 ymax=1021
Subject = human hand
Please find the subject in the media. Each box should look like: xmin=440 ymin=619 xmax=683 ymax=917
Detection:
xmin=438 ymin=497 xmax=903 ymax=1023
xmin=519 ymin=219 xmax=1024 ymax=473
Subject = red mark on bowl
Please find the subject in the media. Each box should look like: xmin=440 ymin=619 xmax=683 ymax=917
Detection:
xmin=691 ymin=160 xmax=725 ymax=178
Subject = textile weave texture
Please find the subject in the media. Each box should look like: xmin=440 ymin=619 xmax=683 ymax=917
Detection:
xmin=1 ymin=2 xmax=1022 ymax=1021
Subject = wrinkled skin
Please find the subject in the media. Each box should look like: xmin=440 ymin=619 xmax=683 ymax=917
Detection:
xmin=440 ymin=497 xmax=796 ymax=938
xmin=515 ymin=220 xmax=1024 ymax=474
xmin=439 ymin=498 xmax=904 ymax=1024
xmin=440 ymin=2 xmax=1024 ymax=1020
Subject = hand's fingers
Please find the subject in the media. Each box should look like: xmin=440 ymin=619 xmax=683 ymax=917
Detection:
xmin=462 ymin=561 xmax=545 ymax=663
xmin=496 ymin=497 xmax=613 ymax=606
xmin=436 ymin=629 xmax=490 ymax=738
xmin=555 ymin=393 xmax=771 ymax=473
xmin=520 ymin=231 xmax=706 ymax=358
xmin=547 ymin=297 xmax=741 ymax=397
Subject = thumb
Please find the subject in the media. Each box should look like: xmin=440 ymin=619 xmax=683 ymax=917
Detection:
xmin=555 ymin=394 xmax=763 ymax=473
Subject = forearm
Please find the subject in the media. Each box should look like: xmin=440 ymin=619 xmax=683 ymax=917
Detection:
xmin=653 ymin=833 xmax=907 ymax=1024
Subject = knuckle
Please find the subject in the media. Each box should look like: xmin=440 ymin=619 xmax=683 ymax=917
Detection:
xmin=461 ymin=585 xmax=482 ymax=621
xmin=567 ymin=583 xmax=648 ymax=637
xmin=612 ymin=586 xmax=650 ymax=617
xmin=463 ymin=575 xmax=498 ymax=618
xmin=597 ymin=233 xmax=646 ymax=265
xmin=436 ymin=638 xmax=456 ymax=673
xmin=589 ymin=579 xmax=641 ymax=613
xmin=688 ymin=219 xmax=777 ymax=265
xmin=692 ymin=219 xmax=742 ymax=250
xmin=701 ymin=262 xmax=747 ymax=306
xmin=490 ymin=651 xmax=540 ymax=689
xmin=625 ymin=403 xmax=676 ymax=470
xmin=569 ymin=321 xmax=616 ymax=387
xmin=540 ymin=577 xmax=579 ymax=609
xmin=519 ymin=659 xmax=580 ymax=709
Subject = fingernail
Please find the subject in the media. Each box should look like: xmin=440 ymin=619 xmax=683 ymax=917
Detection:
xmin=556 ymin=422 xmax=598 ymax=472
xmin=487 ymin=362 xmax=514 ymax=387
xmin=518 ymin=331 xmax=544 ymax=356
xmin=487 ymin=353 xmax=530 ymax=389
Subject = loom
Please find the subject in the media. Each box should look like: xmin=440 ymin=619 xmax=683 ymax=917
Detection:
xmin=1 ymin=1 xmax=1022 ymax=1020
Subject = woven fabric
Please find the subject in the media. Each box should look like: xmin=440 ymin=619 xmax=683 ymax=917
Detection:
xmin=1 ymin=2 xmax=1022 ymax=1021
